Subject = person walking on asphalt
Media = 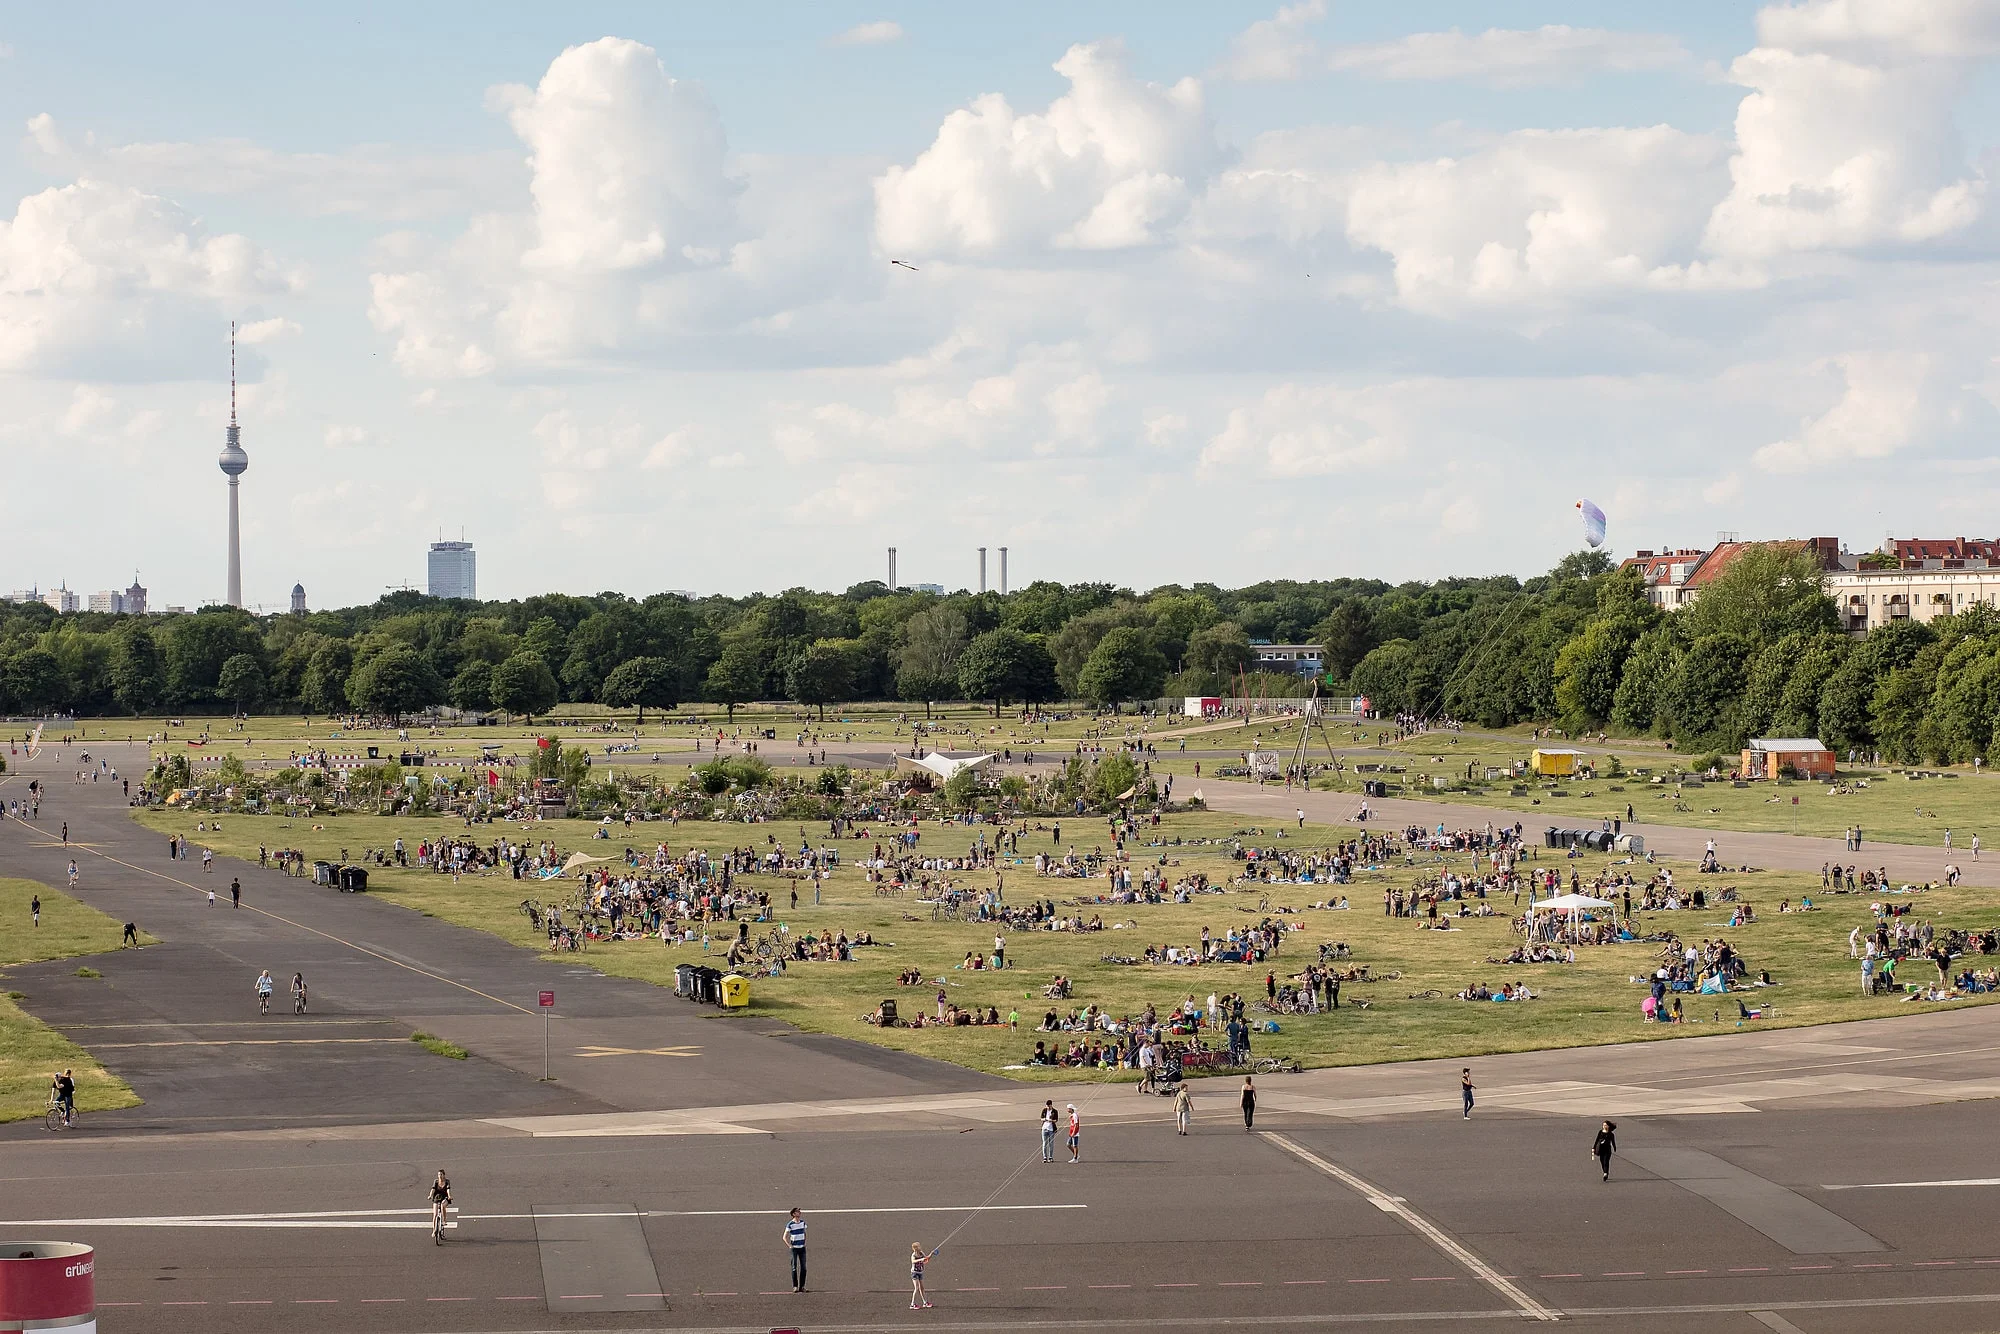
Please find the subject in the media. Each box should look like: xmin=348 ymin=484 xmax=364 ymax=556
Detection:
xmin=1461 ymin=1068 xmax=1475 ymax=1118
xmin=1066 ymin=1103 xmax=1081 ymax=1163
xmin=1241 ymin=1076 xmax=1256 ymax=1129
xmin=1040 ymin=1100 xmax=1058 ymax=1162
xmin=784 ymin=1207 xmax=807 ymax=1292
xmin=1592 ymin=1121 xmax=1618 ymax=1180
xmin=230 ymin=877 xmax=242 ymax=908
xmin=1175 ymin=1082 xmax=1192 ymax=1135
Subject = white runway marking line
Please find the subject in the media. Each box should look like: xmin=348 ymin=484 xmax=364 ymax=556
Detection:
xmin=0 ymin=1203 xmax=1087 ymax=1229
xmin=1824 ymin=1178 xmax=2000 ymax=1190
xmin=1260 ymin=1132 xmax=1560 ymax=1323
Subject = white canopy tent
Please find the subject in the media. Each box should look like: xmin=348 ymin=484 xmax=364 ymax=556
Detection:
xmin=894 ymin=751 xmax=994 ymax=782
xmin=1528 ymin=893 xmax=1615 ymax=913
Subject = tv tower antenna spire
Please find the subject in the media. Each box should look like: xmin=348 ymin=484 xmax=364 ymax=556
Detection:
xmin=218 ymin=320 xmax=250 ymax=608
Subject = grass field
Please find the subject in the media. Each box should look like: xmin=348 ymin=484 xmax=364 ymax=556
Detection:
xmin=130 ymin=805 xmax=1989 ymax=1081
xmin=0 ymin=878 xmax=146 ymax=1122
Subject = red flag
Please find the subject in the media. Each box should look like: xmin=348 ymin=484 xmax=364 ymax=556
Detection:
xmin=536 ymin=737 xmax=551 ymax=749
xmin=488 ymin=769 xmax=500 ymax=787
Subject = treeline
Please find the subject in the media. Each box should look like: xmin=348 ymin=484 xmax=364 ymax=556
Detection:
xmin=3 ymin=555 xmax=1997 ymax=764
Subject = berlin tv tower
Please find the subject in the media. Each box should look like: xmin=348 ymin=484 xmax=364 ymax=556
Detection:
xmin=218 ymin=322 xmax=249 ymax=608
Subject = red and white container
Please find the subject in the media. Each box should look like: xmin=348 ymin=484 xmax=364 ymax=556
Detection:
xmin=0 ymin=1243 xmax=94 ymax=1334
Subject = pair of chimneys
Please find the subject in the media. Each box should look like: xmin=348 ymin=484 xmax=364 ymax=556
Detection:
xmin=976 ymin=547 xmax=1008 ymax=595
xmin=884 ymin=547 xmax=1008 ymax=594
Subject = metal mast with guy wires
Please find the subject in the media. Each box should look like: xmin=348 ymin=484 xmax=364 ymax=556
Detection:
xmin=218 ymin=322 xmax=249 ymax=608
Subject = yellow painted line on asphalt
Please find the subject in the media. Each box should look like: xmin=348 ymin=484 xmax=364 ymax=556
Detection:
xmin=35 ymin=836 xmax=538 ymax=1017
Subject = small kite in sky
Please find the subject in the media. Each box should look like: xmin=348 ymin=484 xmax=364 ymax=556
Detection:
xmin=890 ymin=259 xmax=919 ymax=271
xmin=1576 ymin=498 xmax=1607 ymax=548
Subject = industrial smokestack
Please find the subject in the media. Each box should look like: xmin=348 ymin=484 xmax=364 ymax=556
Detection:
xmin=888 ymin=547 xmax=897 ymax=591
xmin=978 ymin=547 xmax=987 ymax=593
xmin=999 ymin=547 xmax=1008 ymax=595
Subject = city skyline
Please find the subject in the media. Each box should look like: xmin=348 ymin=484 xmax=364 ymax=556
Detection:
xmin=3 ymin=3 xmax=1998 ymax=607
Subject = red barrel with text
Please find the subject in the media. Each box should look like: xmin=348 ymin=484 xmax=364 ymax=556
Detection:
xmin=0 ymin=1242 xmax=95 ymax=1334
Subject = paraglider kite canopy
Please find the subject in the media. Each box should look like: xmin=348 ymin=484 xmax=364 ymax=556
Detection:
xmin=1576 ymin=498 xmax=1606 ymax=548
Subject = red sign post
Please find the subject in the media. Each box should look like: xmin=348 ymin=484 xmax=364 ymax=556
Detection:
xmin=538 ymin=990 xmax=555 ymax=1081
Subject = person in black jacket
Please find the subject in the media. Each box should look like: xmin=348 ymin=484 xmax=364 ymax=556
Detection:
xmin=1592 ymin=1121 xmax=1617 ymax=1180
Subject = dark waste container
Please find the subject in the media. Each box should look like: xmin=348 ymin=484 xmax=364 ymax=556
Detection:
xmin=1544 ymin=826 xmax=1559 ymax=848
xmin=339 ymin=865 xmax=369 ymax=892
xmin=879 ymin=997 xmax=898 ymax=1024
xmin=366 ymin=746 xmax=379 ymax=759
xmin=694 ymin=967 xmax=724 ymax=1005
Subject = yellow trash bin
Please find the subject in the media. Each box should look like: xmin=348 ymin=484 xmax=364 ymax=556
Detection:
xmin=720 ymin=973 xmax=751 ymax=1008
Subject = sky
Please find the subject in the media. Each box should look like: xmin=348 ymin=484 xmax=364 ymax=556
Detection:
xmin=3 ymin=1 xmax=1998 ymax=610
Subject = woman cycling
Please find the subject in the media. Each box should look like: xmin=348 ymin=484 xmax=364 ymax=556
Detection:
xmin=429 ymin=1170 xmax=453 ymax=1243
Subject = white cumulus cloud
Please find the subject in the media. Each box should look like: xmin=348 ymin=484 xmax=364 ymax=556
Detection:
xmin=1344 ymin=126 xmax=1730 ymax=313
xmin=1753 ymin=352 xmax=1929 ymax=473
xmin=1702 ymin=3 xmax=1990 ymax=259
xmin=0 ymin=179 xmax=294 ymax=376
xmin=874 ymin=40 xmax=1219 ymax=256
xmin=1213 ymin=1 xmax=1324 ymax=82
xmin=832 ymin=21 xmax=904 ymax=47
xmin=1327 ymin=26 xmax=1689 ymax=87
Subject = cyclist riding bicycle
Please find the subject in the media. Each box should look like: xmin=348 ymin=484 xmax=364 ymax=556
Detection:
xmin=255 ymin=969 xmax=275 ymax=1014
xmin=291 ymin=973 xmax=308 ymax=1014
xmin=429 ymin=1170 xmax=453 ymax=1243
xmin=50 ymin=1069 xmax=75 ymax=1127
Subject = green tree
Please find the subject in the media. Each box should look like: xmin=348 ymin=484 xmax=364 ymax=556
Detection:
xmin=896 ymin=605 xmax=969 ymax=718
xmin=957 ymin=628 xmax=1059 ymax=714
xmin=450 ymin=660 xmax=495 ymax=712
xmin=1349 ymin=640 xmax=1429 ymax=717
xmin=4 ymin=648 xmax=62 ymax=713
xmin=1076 ymin=626 xmax=1168 ymax=711
xmin=1186 ymin=622 xmax=1254 ymax=678
xmin=1313 ymin=601 xmax=1379 ymax=680
xmin=1682 ymin=544 xmax=1839 ymax=646
xmin=1090 ymin=751 xmax=1140 ymax=808
xmin=703 ymin=639 xmax=765 ymax=723
xmin=1771 ymin=635 xmax=1848 ymax=738
xmin=1611 ymin=626 xmax=1680 ymax=734
xmin=110 ymin=624 xmax=165 ymax=715
xmin=491 ymin=651 xmax=559 ymax=720
xmin=300 ymin=641 xmax=354 ymax=716
xmin=1145 ymin=592 xmax=1218 ymax=666
xmin=600 ymin=655 xmax=681 ymax=722
xmin=345 ymin=644 xmax=442 ymax=722
xmin=942 ymin=766 xmax=980 ymax=811
xmin=217 ymin=653 xmax=267 ymax=714
xmin=1552 ymin=620 xmax=1632 ymax=729
xmin=787 ymin=638 xmax=859 ymax=720
xmin=162 ymin=610 xmax=263 ymax=709
xmin=1662 ymin=632 xmax=1751 ymax=746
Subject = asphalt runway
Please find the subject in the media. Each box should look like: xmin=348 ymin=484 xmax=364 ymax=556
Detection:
xmin=6 ymin=737 xmax=2000 ymax=1332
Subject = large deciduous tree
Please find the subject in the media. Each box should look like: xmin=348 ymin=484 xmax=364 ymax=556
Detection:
xmin=601 ymin=655 xmax=681 ymax=723
xmin=957 ymin=628 xmax=1058 ymax=715
xmin=1077 ymin=626 xmax=1168 ymax=712
xmin=490 ymin=651 xmax=558 ymax=720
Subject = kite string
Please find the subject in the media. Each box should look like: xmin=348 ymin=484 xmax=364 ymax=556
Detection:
xmin=928 ymin=1069 xmax=1122 ymax=1256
